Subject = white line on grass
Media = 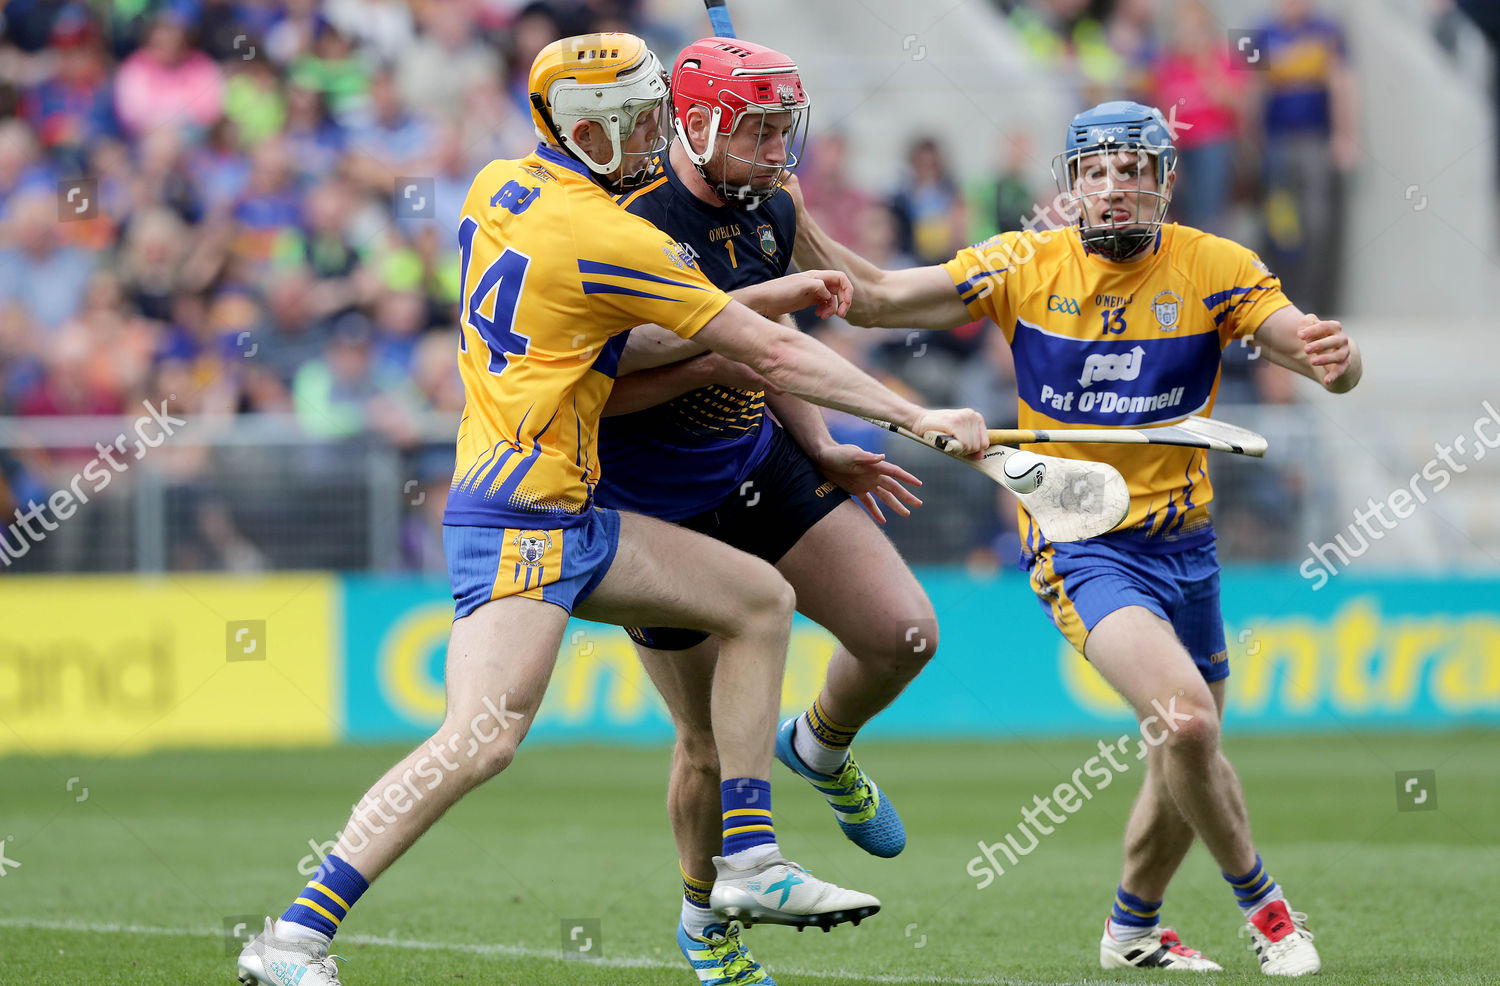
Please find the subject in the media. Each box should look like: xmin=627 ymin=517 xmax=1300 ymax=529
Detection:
xmin=0 ymin=916 xmax=1085 ymax=985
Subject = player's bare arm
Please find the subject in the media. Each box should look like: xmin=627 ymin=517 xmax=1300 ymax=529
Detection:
xmin=611 ymin=308 xmax=922 ymax=516
xmin=763 ymin=356 xmax=923 ymax=524
xmin=602 ymin=352 xmax=776 ymax=417
xmin=616 ymin=323 xmax=707 ymax=374
xmin=1250 ymin=304 xmax=1362 ymax=393
xmin=694 ymin=300 xmax=987 ymax=452
xmin=605 ymin=268 xmax=849 ymax=413
xmin=614 ymin=270 xmax=849 ymax=378
xmin=785 ymin=175 xmax=971 ymax=331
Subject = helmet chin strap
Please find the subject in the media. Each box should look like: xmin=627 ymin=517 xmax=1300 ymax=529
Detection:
xmin=1079 ymin=224 xmax=1156 ymax=261
xmin=676 ymin=114 xmax=735 ymax=206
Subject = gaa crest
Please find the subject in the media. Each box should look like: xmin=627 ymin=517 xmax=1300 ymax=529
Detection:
xmin=1152 ymin=290 xmax=1181 ymax=332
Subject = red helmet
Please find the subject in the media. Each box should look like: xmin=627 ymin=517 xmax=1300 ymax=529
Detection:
xmin=670 ymin=37 xmax=810 ymax=207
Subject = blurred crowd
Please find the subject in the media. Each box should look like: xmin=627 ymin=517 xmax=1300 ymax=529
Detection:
xmin=0 ymin=0 xmax=666 ymax=570
xmin=0 ymin=0 xmax=1472 ymax=572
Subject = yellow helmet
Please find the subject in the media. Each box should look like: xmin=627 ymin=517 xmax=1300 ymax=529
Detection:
xmin=527 ymin=33 xmax=668 ymax=187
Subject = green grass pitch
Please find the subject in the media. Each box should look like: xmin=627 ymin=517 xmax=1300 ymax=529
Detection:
xmin=3 ymin=731 xmax=1497 ymax=984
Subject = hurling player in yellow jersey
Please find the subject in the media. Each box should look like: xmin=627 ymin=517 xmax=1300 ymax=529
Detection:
xmin=790 ymin=102 xmax=1360 ymax=976
xmin=235 ymin=35 xmax=986 ymax=986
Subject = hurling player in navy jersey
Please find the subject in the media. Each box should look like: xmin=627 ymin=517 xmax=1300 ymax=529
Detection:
xmin=594 ymin=38 xmax=934 ymax=985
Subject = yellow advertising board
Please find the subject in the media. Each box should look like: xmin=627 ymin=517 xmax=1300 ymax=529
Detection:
xmin=0 ymin=575 xmax=338 ymax=754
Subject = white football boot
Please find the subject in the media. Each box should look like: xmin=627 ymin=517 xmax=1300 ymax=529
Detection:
xmin=709 ymin=850 xmax=879 ymax=930
xmin=1100 ymin=921 xmax=1224 ymax=970
xmin=1242 ymin=900 xmax=1321 ymax=976
xmin=237 ymin=917 xmax=345 ymax=985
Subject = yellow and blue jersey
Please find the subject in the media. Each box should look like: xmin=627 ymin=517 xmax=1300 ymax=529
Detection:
xmin=444 ymin=144 xmax=732 ymax=531
xmin=943 ymin=223 xmax=1290 ymax=558
xmin=595 ymin=155 xmax=798 ymax=521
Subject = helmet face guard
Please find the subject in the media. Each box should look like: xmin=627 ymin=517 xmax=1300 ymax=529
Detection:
xmin=548 ymin=71 xmax=668 ymax=190
xmin=1051 ymin=102 xmax=1178 ymax=262
xmin=529 ymin=34 xmax=670 ymax=192
xmin=671 ymin=38 xmax=811 ymax=209
xmin=1053 ymin=145 xmax=1175 ymax=261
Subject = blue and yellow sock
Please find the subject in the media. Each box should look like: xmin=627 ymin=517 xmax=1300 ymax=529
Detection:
xmin=1107 ymin=886 xmax=1161 ymax=941
xmin=1224 ymin=853 xmax=1284 ymax=915
xmin=806 ymin=696 xmax=856 ymax=750
xmin=680 ymin=864 xmax=715 ymax=938
xmin=721 ymin=778 xmax=776 ymax=860
xmin=278 ymin=854 xmax=368 ymax=942
xmin=795 ymin=697 xmax=857 ymax=775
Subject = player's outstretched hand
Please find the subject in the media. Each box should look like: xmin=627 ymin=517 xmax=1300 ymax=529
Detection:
xmin=1298 ymin=312 xmax=1358 ymax=392
xmin=913 ymin=408 xmax=988 ymax=456
xmin=815 ymin=444 xmax=924 ymax=524
xmin=789 ymin=269 xmax=852 ymax=319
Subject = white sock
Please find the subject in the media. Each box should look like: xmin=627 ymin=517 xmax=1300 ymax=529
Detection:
xmin=792 ymin=715 xmax=849 ymax=776
xmin=1106 ymin=917 xmax=1156 ymax=942
xmin=1245 ymin=886 xmax=1287 ymax=919
xmin=724 ymin=843 xmax=778 ymax=869
xmin=681 ymin=899 xmax=717 ymax=938
xmin=274 ymin=918 xmax=331 ymax=945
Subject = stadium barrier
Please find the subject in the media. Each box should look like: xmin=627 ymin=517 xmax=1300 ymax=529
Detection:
xmin=0 ymin=404 xmax=1334 ymax=572
xmin=4 ymin=569 xmax=1497 ymax=754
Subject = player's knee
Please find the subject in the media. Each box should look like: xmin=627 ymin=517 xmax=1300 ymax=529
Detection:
xmin=1153 ymin=700 xmax=1219 ymax=760
xmin=738 ymin=562 xmax=796 ymax=627
xmin=859 ymin=607 xmax=939 ymax=674
xmin=466 ymin=735 xmax=521 ymax=783
xmin=898 ymin=609 xmax=940 ymax=662
xmin=433 ymin=717 xmax=526 ymax=785
xmin=767 ymin=573 xmax=797 ymax=621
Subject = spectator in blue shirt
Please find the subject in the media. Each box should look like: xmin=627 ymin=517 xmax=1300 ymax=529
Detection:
xmin=0 ymin=190 xmax=97 ymax=331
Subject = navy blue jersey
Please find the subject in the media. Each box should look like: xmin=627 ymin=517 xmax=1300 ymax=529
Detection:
xmin=594 ymin=155 xmax=798 ymax=521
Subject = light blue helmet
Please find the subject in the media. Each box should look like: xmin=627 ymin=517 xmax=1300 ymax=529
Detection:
xmin=1052 ymin=101 xmax=1178 ymax=260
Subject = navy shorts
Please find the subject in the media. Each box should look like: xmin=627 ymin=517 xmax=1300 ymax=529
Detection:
xmin=1027 ymin=535 xmax=1229 ymax=682
xmin=626 ymin=426 xmax=846 ymax=650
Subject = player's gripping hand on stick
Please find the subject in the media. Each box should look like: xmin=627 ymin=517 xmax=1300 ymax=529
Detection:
xmin=913 ymin=409 xmax=988 ymax=455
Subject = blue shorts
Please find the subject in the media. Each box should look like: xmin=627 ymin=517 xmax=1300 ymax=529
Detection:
xmin=1027 ymin=535 xmax=1229 ymax=682
xmin=444 ymin=507 xmax=621 ymax=620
